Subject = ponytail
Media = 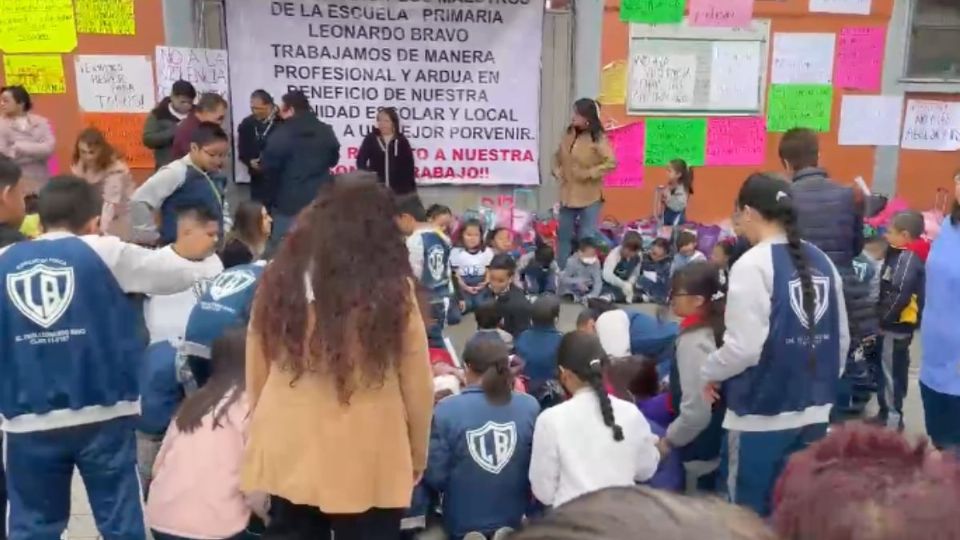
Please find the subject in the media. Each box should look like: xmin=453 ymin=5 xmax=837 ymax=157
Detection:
xmin=587 ymin=359 xmax=624 ymax=442
xmin=480 ymin=355 xmax=513 ymax=405
xmin=781 ymin=205 xmax=817 ymax=368
xmin=670 ymin=159 xmax=694 ymax=195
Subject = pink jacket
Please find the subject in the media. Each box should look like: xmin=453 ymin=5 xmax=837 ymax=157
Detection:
xmin=71 ymin=160 xmax=135 ymax=240
xmin=147 ymin=394 xmax=256 ymax=539
xmin=0 ymin=113 xmax=55 ymax=194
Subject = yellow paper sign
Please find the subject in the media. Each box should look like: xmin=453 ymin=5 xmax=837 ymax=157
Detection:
xmin=598 ymin=61 xmax=627 ymax=106
xmin=2 ymin=55 xmax=66 ymax=94
xmin=76 ymin=0 xmax=137 ymax=36
xmin=0 ymin=0 xmax=78 ymax=53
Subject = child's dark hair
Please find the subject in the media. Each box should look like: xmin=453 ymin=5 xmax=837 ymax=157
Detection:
xmin=778 ymin=128 xmax=819 ymax=171
xmin=395 ymin=193 xmax=427 ymax=222
xmin=576 ymin=307 xmax=598 ymax=329
xmin=487 ymin=226 xmax=512 ymax=248
xmin=621 ymin=231 xmax=643 ymax=252
xmin=190 ymin=122 xmax=229 ymax=146
xmin=463 ymin=338 xmax=513 ymax=405
xmin=650 ymin=237 xmax=671 ymax=254
xmin=489 ymin=253 xmax=517 ymax=275
xmin=175 ymin=328 xmax=247 ymax=433
xmin=474 ymin=301 xmax=502 ymax=330
xmin=737 ymin=173 xmax=816 ymax=365
xmin=38 ymin=175 xmax=102 ymax=232
xmin=531 ymin=294 xmax=561 ymax=327
xmin=676 ymin=230 xmax=698 ymax=249
xmin=890 ymin=210 xmax=925 ymax=240
xmin=578 ymin=236 xmax=598 ymax=251
xmin=715 ymin=239 xmax=736 ymax=259
xmin=669 ymin=159 xmax=694 ymax=195
xmin=23 ymin=193 xmax=38 ymax=214
xmin=535 ymin=243 xmax=555 ymax=266
xmin=176 ymin=202 xmax=219 ymax=225
xmin=456 ymin=218 xmax=485 ymax=248
xmin=558 ymin=331 xmax=623 ymax=441
xmin=672 ymin=261 xmax=727 ymax=348
xmin=426 ymin=204 xmax=452 ymax=221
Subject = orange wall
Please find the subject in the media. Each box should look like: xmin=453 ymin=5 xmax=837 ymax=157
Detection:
xmin=0 ymin=1 xmax=165 ymax=183
xmin=599 ymin=0 xmax=956 ymax=223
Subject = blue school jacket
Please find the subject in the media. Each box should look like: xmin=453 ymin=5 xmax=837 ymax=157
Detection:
xmin=515 ymin=325 xmax=563 ymax=386
xmin=138 ymin=340 xmax=184 ymax=435
xmin=425 ymin=387 xmax=540 ymax=539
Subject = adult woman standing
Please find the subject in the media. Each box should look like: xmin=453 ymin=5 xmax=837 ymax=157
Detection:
xmin=920 ymin=172 xmax=960 ymax=450
xmin=356 ymin=107 xmax=417 ymax=195
xmin=553 ymin=98 xmax=615 ymax=269
xmin=0 ymin=85 xmax=55 ymax=194
xmin=71 ymin=127 xmax=135 ymax=240
xmin=219 ymin=200 xmax=272 ymax=269
xmin=243 ymin=173 xmax=433 ymax=539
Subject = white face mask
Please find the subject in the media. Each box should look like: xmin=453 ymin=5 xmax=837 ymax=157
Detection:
xmin=580 ymin=256 xmax=599 ymax=265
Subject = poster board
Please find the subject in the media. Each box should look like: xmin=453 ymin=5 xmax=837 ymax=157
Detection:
xmin=627 ymin=19 xmax=771 ymax=116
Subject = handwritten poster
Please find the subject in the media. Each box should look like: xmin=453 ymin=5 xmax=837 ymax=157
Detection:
xmin=81 ymin=113 xmax=154 ymax=169
xmin=0 ymin=0 xmax=77 ymax=54
xmin=689 ymin=0 xmax=753 ymax=27
xmin=709 ymin=41 xmax=762 ymax=110
xmin=810 ymin=0 xmax=871 ymax=15
xmin=76 ymin=0 xmax=136 ymax=35
xmin=599 ymin=61 xmax=627 ymax=106
xmin=900 ymin=100 xmax=960 ymax=152
xmin=706 ymin=117 xmax=766 ymax=165
xmin=771 ymin=33 xmax=836 ymax=85
xmin=629 ymin=54 xmax=697 ymax=109
xmin=767 ymin=84 xmax=834 ymax=133
xmin=2 ymin=55 xmax=66 ymax=94
xmin=155 ymin=47 xmax=230 ymax=100
xmin=644 ymin=118 xmax=707 ymax=167
xmin=834 ymin=27 xmax=885 ymax=91
xmin=605 ymin=123 xmax=646 ymax=188
xmin=838 ymin=95 xmax=903 ymax=147
xmin=75 ymin=55 xmax=155 ymax=113
xmin=620 ymin=0 xmax=685 ymax=24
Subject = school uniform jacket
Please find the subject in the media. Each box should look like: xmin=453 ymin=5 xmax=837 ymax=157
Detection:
xmin=407 ymin=226 xmax=452 ymax=305
xmin=0 ymin=232 xmax=220 ymax=433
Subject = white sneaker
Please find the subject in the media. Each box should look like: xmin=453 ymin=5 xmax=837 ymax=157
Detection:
xmin=463 ymin=533 xmax=487 ymax=540
xmin=493 ymin=528 xmax=514 ymax=540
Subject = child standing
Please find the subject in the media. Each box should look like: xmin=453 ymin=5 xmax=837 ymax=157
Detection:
xmin=876 ymin=211 xmax=928 ymax=430
xmin=451 ymin=219 xmax=493 ymax=314
xmin=637 ymin=238 xmax=672 ymax=304
xmin=662 ymin=159 xmax=694 ymax=226
xmin=147 ymin=329 xmax=266 ymax=540
xmin=425 ymin=339 xmax=540 ymax=540
xmin=670 ymin=230 xmax=706 ymax=276
xmin=485 ymin=254 xmax=533 ymax=339
xmin=558 ymin=238 xmax=603 ymax=302
xmin=529 ymin=331 xmax=660 ymax=507
xmin=601 ymin=231 xmax=643 ymax=303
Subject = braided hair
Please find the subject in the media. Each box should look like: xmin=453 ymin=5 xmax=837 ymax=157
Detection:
xmin=558 ymin=331 xmax=624 ymax=442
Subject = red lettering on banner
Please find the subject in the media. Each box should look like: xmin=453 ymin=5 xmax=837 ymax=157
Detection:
xmin=450 ymin=148 xmax=535 ymax=162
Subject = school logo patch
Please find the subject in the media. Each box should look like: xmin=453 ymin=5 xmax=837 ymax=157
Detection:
xmin=788 ymin=275 xmax=831 ymax=329
xmin=6 ymin=264 xmax=75 ymax=329
xmin=426 ymin=244 xmax=446 ymax=283
xmin=209 ymin=269 xmax=256 ymax=301
xmin=466 ymin=421 xmax=517 ymax=475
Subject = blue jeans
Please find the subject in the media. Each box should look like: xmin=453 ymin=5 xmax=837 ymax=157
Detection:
xmin=557 ymin=202 xmax=602 ymax=270
xmin=921 ymin=381 xmax=960 ymax=451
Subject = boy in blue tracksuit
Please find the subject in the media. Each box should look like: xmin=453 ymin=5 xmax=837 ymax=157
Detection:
xmin=425 ymin=339 xmax=540 ymax=539
xmin=136 ymin=339 xmax=183 ymax=494
xmin=0 ymin=177 xmax=219 ymax=540
xmin=515 ymin=295 xmax=563 ymax=394
xmin=593 ymin=302 xmax=679 ymax=377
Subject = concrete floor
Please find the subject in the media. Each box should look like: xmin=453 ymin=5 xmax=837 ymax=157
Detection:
xmin=65 ymin=303 xmax=926 ymax=539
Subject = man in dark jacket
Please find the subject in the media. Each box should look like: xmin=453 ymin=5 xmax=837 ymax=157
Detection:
xmin=142 ymin=80 xmax=196 ymax=170
xmin=236 ymin=89 xmax=281 ymax=207
xmin=171 ymin=92 xmax=228 ymax=161
xmin=261 ymin=90 xmax=341 ymax=248
xmin=779 ymin=128 xmax=876 ymax=342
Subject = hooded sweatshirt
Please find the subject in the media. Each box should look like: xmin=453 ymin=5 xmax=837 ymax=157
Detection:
xmin=920 ymin=218 xmax=960 ymax=396
xmin=878 ymin=238 xmax=929 ymax=334
xmin=595 ymin=309 xmax=679 ymax=363
xmin=356 ymin=128 xmax=417 ymax=195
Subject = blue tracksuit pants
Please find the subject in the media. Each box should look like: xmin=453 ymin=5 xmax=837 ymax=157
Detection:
xmin=5 ymin=416 xmax=144 ymax=540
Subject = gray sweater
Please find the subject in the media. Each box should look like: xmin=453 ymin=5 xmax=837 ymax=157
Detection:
xmin=558 ymin=255 xmax=603 ymax=300
xmin=665 ymin=326 xmax=716 ymax=448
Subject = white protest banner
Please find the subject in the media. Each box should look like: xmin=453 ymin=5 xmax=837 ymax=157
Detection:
xmin=838 ymin=95 xmax=903 ymax=146
xmin=901 ymin=100 xmax=960 ymax=151
xmin=74 ymin=55 xmax=154 ymax=113
xmin=629 ymin=54 xmax=697 ymax=109
xmin=771 ymin=33 xmax=836 ymax=85
xmin=810 ymin=0 xmax=871 ymax=15
xmin=155 ymin=46 xmax=229 ymax=100
xmin=225 ymin=0 xmax=543 ymax=186
xmin=709 ymin=42 xmax=761 ymax=110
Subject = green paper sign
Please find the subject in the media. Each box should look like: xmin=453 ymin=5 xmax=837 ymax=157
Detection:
xmin=644 ymin=118 xmax=707 ymax=167
xmin=620 ymin=0 xmax=686 ymax=24
xmin=767 ymin=84 xmax=834 ymax=133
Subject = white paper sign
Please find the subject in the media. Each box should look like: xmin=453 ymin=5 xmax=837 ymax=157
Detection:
xmin=709 ymin=42 xmax=761 ymax=110
xmin=155 ymin=46 xmax=229 ymax=100
xmin=810 ymin=0 xmax=871 ymax=15
xmin=629 ymin=54 xmax=698 ymax=109
xmin=901 ymin=100 xmax=960 ymax=151
xmin=838 ymin=95 xmax=903 ymax=146
xmin=74 ymin=55 xmax=154 ymax=113
xmin=224 ymin=0 xmax=543 ymax=186
xmin=772 ymin=33 xmax=836 ymax=84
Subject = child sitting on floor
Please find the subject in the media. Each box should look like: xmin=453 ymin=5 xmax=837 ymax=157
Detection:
xmin=559 ymin=238 xmax=603 ymax=303
xmin=468 ymin=300 xmax=515 ymax=350
xmin=516 ymin=295 xmax=563 ymax=406
xmin=601 ymin=231 xmax=643 ymax=303
xmin=670 ymin=230 xmax=706 ymax=277
xmin=517 ymin=243 xmax=559 ymax=296
xmin=637 ymin=238 xmax=672 ymax=304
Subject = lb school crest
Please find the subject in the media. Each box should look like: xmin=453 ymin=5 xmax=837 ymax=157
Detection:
xmin=6 ymin=263 xmax=76 ymax=329
xmin=427 ymin=244 xmax=447 ymax=282
xmin=209 ymin=269 xmax=257 ymax=301
xmin=466 ymin=421 xmax=517 ymax=475
xmin=789 ymin=274 xmax=830 ymax=330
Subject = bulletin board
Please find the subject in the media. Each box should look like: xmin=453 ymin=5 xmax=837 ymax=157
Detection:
xmin=627 ymin=19 xmax=771 ymax=116
xmin=0 ymin=0 xmax=166 ymax=183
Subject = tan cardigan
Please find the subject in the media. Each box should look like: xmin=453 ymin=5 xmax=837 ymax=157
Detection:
xmin=241 ymin=290 xmax=434 ymax=513
xmin=71 ymin=159 xmax=135 ymax=241
xmin=553 ymin=129 xmax=616 ymax=209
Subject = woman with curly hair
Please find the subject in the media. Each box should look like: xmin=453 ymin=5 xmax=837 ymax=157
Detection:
xmin=241 ymin=172 xmax=434 ymax=540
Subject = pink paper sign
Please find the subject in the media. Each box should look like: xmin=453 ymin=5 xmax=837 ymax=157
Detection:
xmin=835 ymin=26 xmax=886 ymax=92
xmin=706 ymin=117 xmax=766 ymax=166
xmin=605 ymin=122 xmax=645 ymax=188
xmin=689 ymin=0 xmax=754 ymax=27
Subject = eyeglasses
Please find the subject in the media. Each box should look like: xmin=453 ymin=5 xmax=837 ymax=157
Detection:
xmin=200 ymin=148 xmax=226 ymax=160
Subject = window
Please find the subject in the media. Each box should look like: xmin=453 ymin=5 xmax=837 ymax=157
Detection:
xmin=906 ymin=0 xmax=960 ymax=80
